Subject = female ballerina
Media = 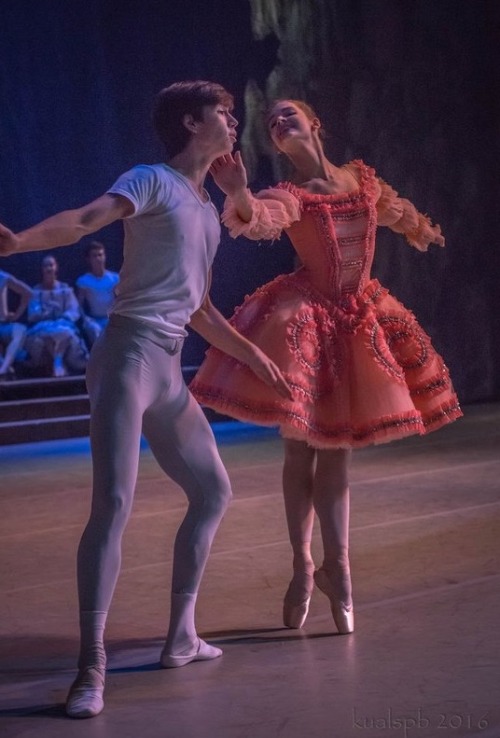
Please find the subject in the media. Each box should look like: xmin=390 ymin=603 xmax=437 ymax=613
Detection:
xmin=190 ymin=98 xmax=462 ymax=634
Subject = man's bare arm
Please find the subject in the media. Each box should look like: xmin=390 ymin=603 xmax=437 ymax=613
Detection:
xmin=190 ymin=294 xmax=292 ymax=400
xmin=0 ymin=194 xmax=133 ymax=257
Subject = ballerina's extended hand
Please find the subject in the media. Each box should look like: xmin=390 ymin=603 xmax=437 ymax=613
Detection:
xmin=209 ymin=152 xmax=248 ymax=197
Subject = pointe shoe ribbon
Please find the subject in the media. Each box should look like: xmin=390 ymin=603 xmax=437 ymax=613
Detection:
xmin=160 ymin=638 xmax=223 ymax=668
xmin=66 ymin=666 xmax=105 ymax=719
xmin=314 ymin=568 xmax=354 ymax=634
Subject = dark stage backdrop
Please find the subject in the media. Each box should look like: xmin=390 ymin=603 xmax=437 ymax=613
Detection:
xmin=1 ymin=0 xmax=498 ymax=403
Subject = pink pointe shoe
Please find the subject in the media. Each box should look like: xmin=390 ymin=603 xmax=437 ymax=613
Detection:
xmin=283 ymin=572 xmax=314 ymax=629
xmin=314 ymin=567 xmax=354 ymax=634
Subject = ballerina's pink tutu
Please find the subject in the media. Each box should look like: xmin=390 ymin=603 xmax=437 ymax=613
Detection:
xmin=191 ymin=160 xmax=462 ymax=449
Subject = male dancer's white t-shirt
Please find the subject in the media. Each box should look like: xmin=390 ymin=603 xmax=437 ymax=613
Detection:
xmin=108 ymin=164 xmax=221 ymax=339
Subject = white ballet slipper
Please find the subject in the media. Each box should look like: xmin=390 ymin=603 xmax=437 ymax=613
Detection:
xmin=65 ymin=666 xmax=105 ymax=719
xmin=160 ymin=638 xmax=222 ymax=668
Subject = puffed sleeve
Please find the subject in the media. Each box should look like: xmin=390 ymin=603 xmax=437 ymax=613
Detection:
xmin=374 ymin=178 xmax=444 ymax=252
xmin=221 ymin=187 xmax=302 ymax=241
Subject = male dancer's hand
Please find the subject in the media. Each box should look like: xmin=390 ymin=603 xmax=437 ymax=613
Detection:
xmin=245 ymin=347 xmax=293 ymax=400
xmin=0 ymin=223 xmax=19 ymax=256
xmin=190 ymin=296 xmax=293 ymax=400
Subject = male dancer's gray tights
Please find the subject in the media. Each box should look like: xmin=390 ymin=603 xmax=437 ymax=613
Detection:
xmin=76 ymin=317 xmax=232 ymax=670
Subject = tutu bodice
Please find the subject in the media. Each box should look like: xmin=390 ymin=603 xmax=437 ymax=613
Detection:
xmin=275 ymin=169 xmax=377 ymax=304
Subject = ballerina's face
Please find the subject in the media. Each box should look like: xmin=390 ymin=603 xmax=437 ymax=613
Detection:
xmin=267 ymin=100 xmax=320 ymax=153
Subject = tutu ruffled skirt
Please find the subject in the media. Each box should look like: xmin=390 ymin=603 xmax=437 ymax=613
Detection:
xmin=190 ymin=271 xmax=462 ymax=449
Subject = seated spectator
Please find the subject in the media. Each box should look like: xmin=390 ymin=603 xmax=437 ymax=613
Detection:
xmin=25 ymin=254 xmax=89 ymax=377
xmin=0 ymin=269 xmax=32 ymax=377
xmin=76 ymin=241 xmax=119 ymax=346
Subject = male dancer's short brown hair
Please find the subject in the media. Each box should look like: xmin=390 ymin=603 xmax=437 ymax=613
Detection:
xmin=153 ymin=80 xmax=234 ymax=156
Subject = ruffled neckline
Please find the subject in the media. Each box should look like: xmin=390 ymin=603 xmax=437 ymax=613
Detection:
xmin=277 ymin=159 xmax=373 ymax=203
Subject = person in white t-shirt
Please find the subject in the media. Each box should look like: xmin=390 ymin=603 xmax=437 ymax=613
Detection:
xmin=0 ymin=269 xmax=32 ymax=376
xmin=0 ymin=80 xmax=291 ymax=719
xmin=76 ymin=241 xmax=120 ymax=346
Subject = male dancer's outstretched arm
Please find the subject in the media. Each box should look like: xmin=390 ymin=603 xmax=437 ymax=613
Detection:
xmin=0 ymin=197 xmax=290 ymax=396
xmin=0 ymin=194 xmax=133 ymax=256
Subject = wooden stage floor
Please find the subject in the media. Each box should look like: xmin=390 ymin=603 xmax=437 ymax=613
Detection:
xmin=1 ymin=402 xmax=499 ymax=738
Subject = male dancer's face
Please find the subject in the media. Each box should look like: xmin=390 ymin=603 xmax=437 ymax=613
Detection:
xmin=193 ymin=104 xmax=238 ymax=159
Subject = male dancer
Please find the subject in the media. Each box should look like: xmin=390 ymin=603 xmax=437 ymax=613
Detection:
xmin=0 ymin=80 xmax=290 ymax=718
